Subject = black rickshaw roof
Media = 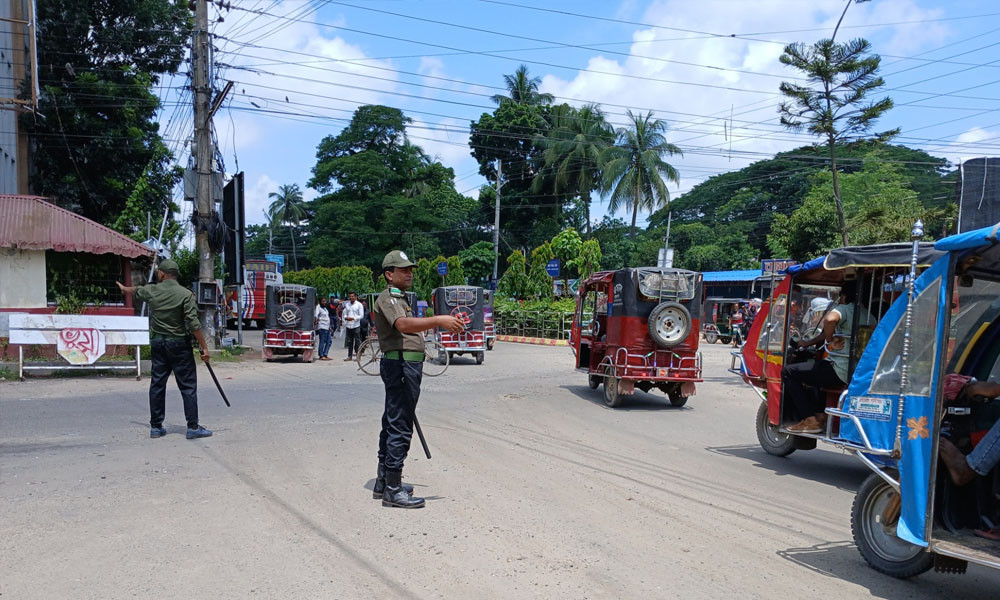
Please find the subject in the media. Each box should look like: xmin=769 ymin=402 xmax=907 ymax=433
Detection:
xmin=786 ymin=242 xmax=946 ymax=275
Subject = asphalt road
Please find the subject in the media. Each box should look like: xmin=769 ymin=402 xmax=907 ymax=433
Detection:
xmin=2 ymin=341 xmax=999 ymax=599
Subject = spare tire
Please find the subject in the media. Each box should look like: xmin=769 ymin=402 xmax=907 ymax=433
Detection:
xmin=276 ymin=303 xmax=303 ymax=329
xmin=647 ymin=301 xmax=691 ymax=348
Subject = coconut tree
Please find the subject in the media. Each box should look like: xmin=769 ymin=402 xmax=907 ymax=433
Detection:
xmin=491 ymin=64 xmax=554 ymax=106
xmin=535 ymin=103 xmax=614 ymax=236
xmin=601 ymin=110 xmax=682 ymax=241
xmin=267 ymin=183 xmax=306 ymax=270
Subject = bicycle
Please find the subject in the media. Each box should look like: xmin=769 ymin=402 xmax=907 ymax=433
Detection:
xmin=356 ymin=337 xmax=449 ymax=377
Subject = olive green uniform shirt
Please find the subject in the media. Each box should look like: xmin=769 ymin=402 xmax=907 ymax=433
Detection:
xmin=372 ymin=288 xmax=425 ymax=353
xmin=134 ymin=279 xmax=202 ymax=338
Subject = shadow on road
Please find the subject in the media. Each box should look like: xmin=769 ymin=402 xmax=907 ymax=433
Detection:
xmin=559 ymin=385 xmax=692 ymax=412
xmin=706 ymin=443 xmax=869 ymax=492
xmin=776 ymin=541 xmax=970 ymax=598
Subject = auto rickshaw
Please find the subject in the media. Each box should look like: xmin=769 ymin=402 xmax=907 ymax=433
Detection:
xmin=812 ymin=221 xmax=1000 ymax=579
xmin=702 ymin=297 xmax=749 ymax=345
xmin=432 ymin=285 xmax=487 ymax=365
xmin=570 ymin=267 xmax=703 ymax=408
xmin=484 ymin=290 xmax=496 ymax=351
xmin=262 ymin=284 xmax=317 ymax=362
xmin=732 ymin=242 xmax=945 ymax=456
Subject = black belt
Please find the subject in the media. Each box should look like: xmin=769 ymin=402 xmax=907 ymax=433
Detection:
xmin=151 ymin=334 xmax=186 ymax=342
xmin=382 ymin=350 xmax=425 ymax=362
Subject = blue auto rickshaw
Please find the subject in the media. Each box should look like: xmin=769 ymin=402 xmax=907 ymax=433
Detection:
xmin=825 ymin=221 xmax=1000 ymax=578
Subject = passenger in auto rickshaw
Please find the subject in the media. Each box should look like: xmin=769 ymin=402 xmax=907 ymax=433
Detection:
xmin=782 ymin=281 xmax=875 ymax=433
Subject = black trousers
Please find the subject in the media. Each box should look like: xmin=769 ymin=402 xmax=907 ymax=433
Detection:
xmin=781 ymin=358 xmax=844 ymax=421
xmin=345 ymin=327 xmax=362 ymax=357
xmin=149 ymin=339 xmax=199 ymax=429
xmin=378 ymin=358 xmax=423 ymax=472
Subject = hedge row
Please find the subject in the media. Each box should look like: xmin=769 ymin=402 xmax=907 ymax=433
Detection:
xmin=284 ymin=266 xmax=378 ymax=299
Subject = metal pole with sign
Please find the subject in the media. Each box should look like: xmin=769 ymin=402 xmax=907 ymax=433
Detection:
xmin=438 ymin=261 xmax=448 ymax=288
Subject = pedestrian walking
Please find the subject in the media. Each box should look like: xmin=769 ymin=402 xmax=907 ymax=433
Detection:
xmin=116 ymin=259 xmax=213 ymax=440
xmin=315 ymin=297 xmax=333 ymax=361
xmin=342 ymin=292 xmax=365 ymax=361
xmin=371 ymin=250 xmax=464 ymax=508
xmin=330 ymin=298 xmax=341 ymax=338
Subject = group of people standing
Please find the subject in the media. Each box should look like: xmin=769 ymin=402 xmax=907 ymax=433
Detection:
xmin=313 ymin=293 xmax=369 ymax=361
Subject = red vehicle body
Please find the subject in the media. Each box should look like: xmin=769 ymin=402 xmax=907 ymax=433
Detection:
xmin=571 ymin=267 xmax=703 ymax=407
xmin=433 ymin=286 xmax=487 ymax=365
xmin=262 ymin=284 xmax=317 ymax=363
xmin=733 ymin=243 xmax=944 ymax=456
xmin=227 ymin=259 xmax=282 ymax=327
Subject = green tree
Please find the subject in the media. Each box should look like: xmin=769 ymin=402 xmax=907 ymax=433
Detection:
xmin=458 ymin=241 xmax=497 ymax=284
xmin=550 ymin=228 xmax=582 ymax=295
xmin=412 ymin=258 xmax=438 ymax=301
xmin=498 ymin=250 xmax=528 ymax=299
xmin=534 ymin=103 xmax=614 ymax=236
xmin=601 ymin=110 xmax=682 ymax=241
xmin=25 ymin=0 xmax=189 ymax=228
xmin=444 ymin=255 xmax=466 ymax=286
xmin=268 ymin=183 xmax=307 ymax=271
xmin=525 ymin=243 xmax=556 ymax=299
xmin=490 ymin=64 xmax=554 ymax=106
xmin=568 ymin=239 xmax=603 ymax=282
xmin=778 ymin=37 xmax=898 ymax=245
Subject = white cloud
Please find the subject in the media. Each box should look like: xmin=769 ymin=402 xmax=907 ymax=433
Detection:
xmin=245 ymin=173 xmax=279 ymax=226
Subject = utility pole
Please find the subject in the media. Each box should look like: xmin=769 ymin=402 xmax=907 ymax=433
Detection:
xmin=193 ymin=0 xmax=217 ymax=346
xmin=491 ymin=158 xmax=504 ymax=282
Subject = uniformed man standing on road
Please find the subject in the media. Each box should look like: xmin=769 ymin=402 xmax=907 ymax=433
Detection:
xmin=372 ymin=251 xmax=463 ymax=508
xmin=116 ymin=259 xmax=214 ymax=440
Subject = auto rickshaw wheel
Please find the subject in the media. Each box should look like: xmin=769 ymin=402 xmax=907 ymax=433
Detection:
xmin=704 ymin=331 xmax=719 ymax=344
xmin=603 ymin=366 xmax=624 ymax=408
xmin=852 ymin=473 xmax=934 ymax=578
xmin=487 ymin=338 xmax=495 ymax=351
xmin=720 ymin=336 xmax=732 ymax=345
xmin=648 ymin=302 xmax=691 ymax=348
xmin=755 ymin=400 xmax=795 ymax=457
xmin=475 ymin=351 xmax=485 ymax=365
xmin=588 ymin=375 xmax=601 ymax=389
xmin=667 ymin=385 xmax=688 ymax=407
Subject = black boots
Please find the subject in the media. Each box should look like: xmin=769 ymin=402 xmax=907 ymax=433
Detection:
xmin=382 ymin=469 xmax=425 ymax=509
xmin=373 ymin=464 xmax=414 ymax=499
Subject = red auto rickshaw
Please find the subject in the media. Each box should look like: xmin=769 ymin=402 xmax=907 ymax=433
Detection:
xmin=433 ymin=285 xmax=487 ymax=365
xmin=732 ymin=243 xmax=945 ymax=456
xmin=262 ymin=284 xmax=317 ymax=362
xmin=571 ymin=267 xmax=703 ymax=407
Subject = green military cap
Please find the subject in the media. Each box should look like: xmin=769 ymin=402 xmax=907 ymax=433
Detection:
xmin=157 ymin=258 xmax=180 ymax=275
xmin=382 ymin=250 xmax=417 ymax=269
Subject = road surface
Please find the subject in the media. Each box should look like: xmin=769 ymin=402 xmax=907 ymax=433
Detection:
xmin=2 ymin=342 xmax=998 ymax=598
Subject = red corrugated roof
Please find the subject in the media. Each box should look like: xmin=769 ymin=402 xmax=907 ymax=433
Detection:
xmin=0 ymin=195 xmax=155 ymax=259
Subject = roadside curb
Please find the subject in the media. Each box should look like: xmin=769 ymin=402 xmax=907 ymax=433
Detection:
xmin=496 ymin=335 xmax=568 ymax=347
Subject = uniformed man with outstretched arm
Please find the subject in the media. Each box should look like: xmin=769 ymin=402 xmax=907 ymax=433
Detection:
xmin=371 ymin=251 xmax=463 ymax=508
xmin=117 ymin=259 xmax=213 ymax=440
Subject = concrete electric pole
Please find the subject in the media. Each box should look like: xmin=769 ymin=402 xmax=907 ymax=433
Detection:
xmin=491 ymin=158 xmax=504 ymax=282
xmin=193 ymin=0 xmax=217 ymax=346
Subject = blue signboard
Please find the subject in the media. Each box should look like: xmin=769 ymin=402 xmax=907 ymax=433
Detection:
xmin=437 ymin=261 xmax=448 ymax=275
xmin=761 ymin=258 xmax=796 ymax=274
xmin=265 ymin=253 xmax=285 ymax=273
xmin=546 ymin=258 xmax=561 ymax=277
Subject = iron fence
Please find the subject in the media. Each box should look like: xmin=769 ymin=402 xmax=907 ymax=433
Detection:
xmin=495 ymin=311 xmax=576 ymax=340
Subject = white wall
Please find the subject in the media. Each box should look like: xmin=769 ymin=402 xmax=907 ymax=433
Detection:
xmin=0 ymin=248 xmax=46 ymax=308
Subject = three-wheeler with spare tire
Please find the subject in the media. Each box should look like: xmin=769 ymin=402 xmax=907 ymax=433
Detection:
xmin=262 ymin=284 xmax=317 ymax=362
xmin=570 ymin=267 xmax=703 ymax=408
xmin=432 ymin=285 xmax=487 ymax=365
xmin=813 ymin=221 xmax=1000 ymax=579
xmin=731 ymin=241 xmax=945 ymax=457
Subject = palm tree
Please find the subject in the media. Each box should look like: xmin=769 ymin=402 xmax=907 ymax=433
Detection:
xmin=601 ymin=110 xmax=682 ymax=241
xmin=267 ymin=183 xmax=306 ymax=270
xmin=401 ymin=139 xmax=433 ymax=198
xmin=491 ymin=64 xmax=554 ymax=106
xmin=535 ymin=103 xmax=614 ymax=236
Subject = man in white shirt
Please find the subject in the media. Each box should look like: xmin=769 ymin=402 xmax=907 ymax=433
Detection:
xmin=314 ymin=297 xmax=332 ymax=361
xmin=343 ymin=292 xmax=365 ymax=361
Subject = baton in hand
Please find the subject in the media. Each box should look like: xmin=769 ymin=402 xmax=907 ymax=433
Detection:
xmin=413 ymin=414 xmax=431 ymax=459
xmin=204 ymin=361 xmax=232 ymax=407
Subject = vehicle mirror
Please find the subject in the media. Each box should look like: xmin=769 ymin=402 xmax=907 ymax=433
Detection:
xmin=959 ymin=274 xmax=974 ymax=288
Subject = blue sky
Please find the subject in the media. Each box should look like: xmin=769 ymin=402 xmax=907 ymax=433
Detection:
xmin=162 ymin=0 xmax=1000 ymax=236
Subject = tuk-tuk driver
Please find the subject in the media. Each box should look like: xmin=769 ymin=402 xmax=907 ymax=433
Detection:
xmin=783 ymin=281 xmax=872 ymax=434
xmin=371 ymin=251 xmax=464 ymax=509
